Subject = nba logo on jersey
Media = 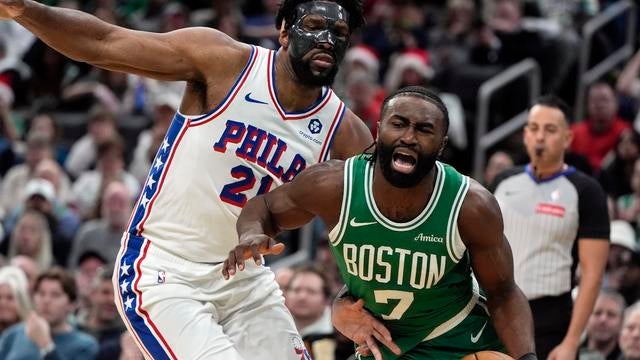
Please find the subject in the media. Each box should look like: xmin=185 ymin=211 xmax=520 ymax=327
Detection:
xmin=290 ymin=336 xmax=312 ymax=360
xmin=157 ymin=270 xmax=166 ymax=284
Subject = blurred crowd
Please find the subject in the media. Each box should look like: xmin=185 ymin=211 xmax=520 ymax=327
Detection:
xmin=0 ymin=0 xmax=639 ymax=359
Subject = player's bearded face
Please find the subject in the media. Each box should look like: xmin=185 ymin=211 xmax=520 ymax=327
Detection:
xmin=288 ymin=2 xmax=349 ymax=87
xmin=377 ymin=140 xmax=438 ymax=188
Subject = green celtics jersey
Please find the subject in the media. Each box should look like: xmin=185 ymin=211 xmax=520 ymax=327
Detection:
xmin=329 ymin=154 xmax=480 ymax=355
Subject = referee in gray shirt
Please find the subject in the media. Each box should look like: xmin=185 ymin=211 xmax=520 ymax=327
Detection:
xmin=492 ymin=96 xmax=609 ymax=360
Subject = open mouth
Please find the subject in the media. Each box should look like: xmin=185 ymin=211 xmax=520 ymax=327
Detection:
xmin=392 ymin=150 xmax=417 ymax=174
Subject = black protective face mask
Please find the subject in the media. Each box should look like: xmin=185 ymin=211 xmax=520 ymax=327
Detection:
xmin=288 ymin=1 xmax=349 ymax=86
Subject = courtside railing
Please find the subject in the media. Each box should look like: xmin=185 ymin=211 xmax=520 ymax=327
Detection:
xmin=574 ymin=0 xmax=636 ymax=121
xmin=269 ymin=223 xmax=315 ymax=271
xmin=473 ymin=59 xmax=541 ymax=180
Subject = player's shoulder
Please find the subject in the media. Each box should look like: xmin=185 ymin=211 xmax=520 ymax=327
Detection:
xmin=465 ymin=178 xmax=498 ymax=208
xmin=459 ymin=178 xmax=503 ymax=231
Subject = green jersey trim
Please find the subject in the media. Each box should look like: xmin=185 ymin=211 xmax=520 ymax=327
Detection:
xmin=363 ymin=161 xmax=446 ymax=231
xmin=422 ymin=279 xmax=479 ymax=341
xmin=445 ymin=175 xmax=470 ymax=263
xmin=328 ymin=157 xmax=354 ymax=247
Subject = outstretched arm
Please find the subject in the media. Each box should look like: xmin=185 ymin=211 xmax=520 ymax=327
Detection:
xmin=222 ymin=161 xmax=344 ymax=278
xmin=4 ymin=0 xmax=244 ymax=82
xmin=459 ymin=180 xmax=536 ymax=359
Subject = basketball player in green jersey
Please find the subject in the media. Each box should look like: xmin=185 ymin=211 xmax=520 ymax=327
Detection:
xmin=222 ymin=86 xmax=537 ymax=360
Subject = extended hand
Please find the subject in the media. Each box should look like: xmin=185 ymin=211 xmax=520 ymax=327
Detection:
xmin=25 ymin=312 xmax=52 ymax=349
xmin=0 ymin=0 xmax=26 ymax=20
xmin=222 ymin=234 xmax=285 ymax=279
xmin=547 ymin=341 xmax=577 ymax=360
xmin=333 ymin=298 xmax=401 ymax=360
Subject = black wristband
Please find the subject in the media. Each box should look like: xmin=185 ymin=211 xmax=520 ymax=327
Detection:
xmin=518 ymin=353 xmax=537 ymax=360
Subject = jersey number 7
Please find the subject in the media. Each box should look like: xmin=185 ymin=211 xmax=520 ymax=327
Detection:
xmin=374 ymin=290 xmax=414 ymax=320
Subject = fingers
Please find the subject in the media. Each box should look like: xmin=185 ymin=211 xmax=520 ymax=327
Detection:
xmin=371 ymin=321 xmax=401 ymax=355
xmin=250 ymin=244 xmax=262 ymax=266
xmin=222 ymin=236 xmax=282 ymax=280
xmin=365 ymin=337 xmax=383 ymax=360
xmin=234 ymin=246 xmax=246 ymax=271
xmin=269 ymin=240 xmax=285 ymax=255
xmin=222 ymin=249 xmax=238 ymax=280
xmin=355 ymin=344 xmax=371 ymax=356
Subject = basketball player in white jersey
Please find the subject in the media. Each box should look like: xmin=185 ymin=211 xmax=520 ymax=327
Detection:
xmin=0 ymin=0 xmax=373 ymax=358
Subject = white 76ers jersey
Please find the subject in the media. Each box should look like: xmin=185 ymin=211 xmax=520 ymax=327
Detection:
xmin=126 ymin=46 xmax=346 ymax=263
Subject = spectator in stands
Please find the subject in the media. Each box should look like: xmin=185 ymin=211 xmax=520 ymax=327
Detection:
xmin=0 ymin=82 xmax=17 ymax=177
xmin=62 ymin=67 xmax=132 ymax=114
xmin=493 ymin=95 xmax=609 ymax=360
xmin=128 ymin=0 xmax=174 ymax=32
xmin=616 ymin=251 xmax=640 ymax=308
xmin=70 ymin=135 xmax=139 ymax=219
xmin=616 ymin=158 xmax=640 ymax=229
xmin=473 ymin=0 xmax=547 ymax=71
xmin=0 ymin=266 xmax=31 ymax=335
xmin=483 ymin=150 xmax=514 ymax=187
xmin=384 ymin=49 xmax=467 ymax=151
xmin=0 ymin=267 xmax=99 ymax=359
xmin=619 ymin=302 xmax=640 ymax=360
xmin=0 ymin=132 xmax=53 ymax=217
xmin=64 ymin=105 xmax=117 ymax=179
xmin=274 ymin=266 xmax=294 ymax=292
xmin=26 ymin=112 xmax=69 ymax=165
xmin=9 ymin=255 xmax=39 ymax=294
xmin=68 ymin=181 xmax=132 ymax=268
xmin=429 ymin=0 xmax=476 ymax=71
xmin=384 ymin=49 xmax=434 ymax=94
xmin=599 ymin=129 xmax=640 ymax=199
xmin=22 ymin=38 xmax=89 ymax=102
xmin=532 ymin=0 xmax=598 ymax=30
xmin=3 ymin=177 xmax=80 ymax=265
xmin=34 ymin=158 xmax=72 ymax=206
xmin=286 ymin=265 xmax=335 ymax=360
xmin=118 ymin=331 xmax=143 ymax=360
xmin=616 ymin=49 xmax=640 ymax=129
xmin=241 ymin=0 xmax=280 ymax=48
xmin=334 ymin=44 xmax=380 ymax=99
xmin=345 ymin=70 xmax=384 ymax=138
xmin=78 ymin=268 xmax=125 ymax=360
xmin=7 ymin=209 xmax=53 ymax=270
xmin=571 ymin=82 xmax=630 ymax=172
xmin=605 ymin=220 xmax=638 ymax=290
xmin=128 ymin=92 xmax=177 ymax=184
xmin=581 ymin=289 xmax=626 ymax=360
xmin=73 ymin=251 xmax=106 ymax=320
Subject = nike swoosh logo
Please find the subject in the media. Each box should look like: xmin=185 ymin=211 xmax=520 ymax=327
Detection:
xmin=244 ymin=92 xmax=268 ymax=105
xmin=470 ymin=321 xmax=488 ymax=343
xmin=349 ymin=218 xmax=377 ymax=227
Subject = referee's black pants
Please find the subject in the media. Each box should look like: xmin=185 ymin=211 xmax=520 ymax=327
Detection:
xmin=529 ymin=292 xmax=575 ymax=360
